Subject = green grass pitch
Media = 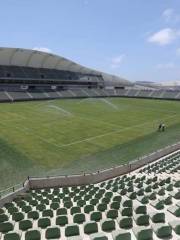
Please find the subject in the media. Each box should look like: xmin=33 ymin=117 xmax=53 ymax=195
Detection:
xmin=0 ymin=97 xmax=180 ymax=190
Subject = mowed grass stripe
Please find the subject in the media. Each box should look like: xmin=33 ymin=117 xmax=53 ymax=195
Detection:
xmin=0 ymin=97 xmax=179 ymax=190
xmin=0 ymin=108 xmax=177 ymax=150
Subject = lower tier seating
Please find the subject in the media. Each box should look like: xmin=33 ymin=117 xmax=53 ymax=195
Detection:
xmin=0 ymin=151 xmax=179 ymax=239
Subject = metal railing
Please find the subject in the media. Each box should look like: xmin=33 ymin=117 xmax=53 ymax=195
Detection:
xmin=0 ymin=182 xmax=25 ymax=199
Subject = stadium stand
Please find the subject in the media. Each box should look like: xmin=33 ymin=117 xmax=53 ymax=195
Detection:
xmin=72 ymin=89 xmax=88 ymax=97
xmin=0 ymin=47 xmax=132 ymax=94
xmin=45 ymin=91 xmax=60 ymax=99
xmin=7 ymin=92 xmax=30 ymax=101
xmin=0 ymin=91 xmax=12 ymax=102
xmin=0 ymin=88 xmax=180 ymax=103
xmin=0 ymin=149 xmax=179 ymax=240
xmin=0 ymin=48 xmax=179 ymax=103
xmin=60 ymin=90 xmax=75 ymax=98
xmin=27 ymin=91 xmax=48 ymax=100
xmin=163 ymin=91 xmax=180 ymax=99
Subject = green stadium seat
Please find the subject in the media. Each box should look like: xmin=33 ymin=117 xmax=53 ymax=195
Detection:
xmin=27 ymin=210 xmax=39 ymax=220
xmin=106 ymin=209 xmax=118 ymax=219
xmin=133 ymin=226 xmax=153 ymax=240
xmin=45 ymin=226 xmax=61 ymax=239
xmin=149 ymin=212 xmax=165 ymax=223
xmin=77 ymin=200 xmax=86 ymax=207
xmin=134 ymin=214 xmax=149 ymax=226
xmin=38 ymin=217 xmax=51 ymax=229
xmin=112 ymin=195 xmax=121 ymax=202
xmin=65 ymin=224 xmax=80 ymax=237
xmin=90 ymin=211 xmax=102 ymax=222
xmin=121 ymin=199 xmax=132 ymax=207
xmin=90 ymin=198 xmax=99 ymax=206
xmin=42 ymin=209 xmax=53 ymax=218
xmin=153 ymin=223 xmax=172 ymax=238
xmin=12 ymin=212 xmax=24 ymax=222
xmin=36 ymin=204 xmax=46 ymax=211
xmin=70 ymin=206 xmax=81 ymax=215
xmin=56 ymin=215 xmax=68 ymax=226
xmin=19 ymin=219 xmax=32 ymax=231
xmin=0 ymin=222 xmax=14 ymax=233
xmin=25 ymin=229 xmax=41 ymax=240
xmin=110 ymin=201 xmax=120 ymax=210
xmin=150 ymin=200 xmax=164 ymax=209
xmin=4 ymin=203 xmax=14 ymax=209
xmin=97 ymin=203 xmax=107 ymax=212
xmin=0 ymin=214 xmax=8 ymax=223
xmin=84 ymin=221 xmax=98 ymax=234
xmin=101 ymin=219 xmax=115 ymax=231
xmin=4 ymin=232 xmax=20 ymax=240
xmin=16 ymin=200 xmax=26 ymax=208
xmin=73 ymin=213 xmax=85 ymax=224
xmin=118 ymin=216 xmax=132 ymax=229
xmin=137 ymin=196 xmax=149 ymax=204
xmin=84 ymin=204 xmax=94 ymax=213
xmin=133 ymin=204 xmax=147 ymax=214
xmin=64 ymin=201 xmax=73 ymax=209
xmin=21 ymin=205 xmax=32 ymax=213
xmin=8 ymin=207 xmax=18 ymax=214
xmin=120 ymin=207 xmax=132 ymax=216
xmin=57 ymin=207 xmax=67 ymax=215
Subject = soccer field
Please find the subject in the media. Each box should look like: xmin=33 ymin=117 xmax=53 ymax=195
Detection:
xmin=0 ymin=97 xmax=180 ymax=190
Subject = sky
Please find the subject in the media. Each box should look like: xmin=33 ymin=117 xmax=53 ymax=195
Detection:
xmin=0 ymin=0 xmax=180 ymax=83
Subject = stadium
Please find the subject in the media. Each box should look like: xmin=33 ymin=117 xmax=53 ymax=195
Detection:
xmin=0 ymin=46 xmax=179 ymax=240
xmin=0 ymin=1 xmax=180 ymax=239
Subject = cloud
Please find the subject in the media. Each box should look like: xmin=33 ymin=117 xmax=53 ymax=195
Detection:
xmin=156 ymin=62 xmax=175 ymax=69
xmin=148 ymin=28 xmax=180 ymax=45
xmin=162 ymin=8 xmax=180 ymax=22
xmin=32 ymin=47 xmax=52 ymax=53
xmin=110 ymin=54 xmax=125 ymax=68
xmin=176 ymin=48 xmax=180 ymax=56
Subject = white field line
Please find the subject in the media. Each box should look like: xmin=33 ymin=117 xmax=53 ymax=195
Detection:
xmin=41 ymin=110 xmax=122 ymax=129
xmin=0 ymin=121 xmax=62 ymax=150
xmin=0 ymin=101 xmax=179 ymax=151
xmin=48 ymin=104 xmax=73 ymax=116
xmin=100 ymin=98 xmax=119 ymax=110
xmin=55 ymin=115 xmax=176 ymax=148
xmin=0 ymin=112 xmax=178 ymax=152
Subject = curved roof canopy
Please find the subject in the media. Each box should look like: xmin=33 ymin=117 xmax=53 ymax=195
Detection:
xmin=0 ymin=47 xmax=131 ymax=85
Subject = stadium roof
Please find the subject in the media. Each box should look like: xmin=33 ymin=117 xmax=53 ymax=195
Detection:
xmin=0 ymin=47 xmax=131 ymax=86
